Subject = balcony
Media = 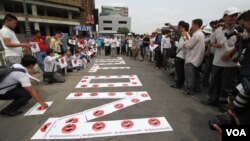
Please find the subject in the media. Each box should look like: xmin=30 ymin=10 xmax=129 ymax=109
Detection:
xmin=0 ymin=11 xmax=81 ymax=25
xmin=44 ymin=0 xmax=82 ymax=7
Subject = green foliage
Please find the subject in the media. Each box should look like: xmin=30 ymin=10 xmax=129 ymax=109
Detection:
xmin=117 ymin=27 xmax=130 ymax=35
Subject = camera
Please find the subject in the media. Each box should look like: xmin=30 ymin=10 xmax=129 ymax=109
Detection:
xmin=225 ymin=24 xmax=244 ymax=39
xmin=165 ymin=23 xmax=170 ymax=26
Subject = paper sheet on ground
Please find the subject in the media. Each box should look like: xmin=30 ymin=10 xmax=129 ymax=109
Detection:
xmin=24 ymin=101 xmax=53 ymax=116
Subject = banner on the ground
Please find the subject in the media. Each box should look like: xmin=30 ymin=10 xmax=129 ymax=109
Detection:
xmin=75 ymin=75 xmax=142 ymax=88
xmin=81 ymin=117 xmax=173 ymax=138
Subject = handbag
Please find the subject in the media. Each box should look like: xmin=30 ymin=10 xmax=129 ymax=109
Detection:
xmin=43 ymin=63 xmax=55 ymax=83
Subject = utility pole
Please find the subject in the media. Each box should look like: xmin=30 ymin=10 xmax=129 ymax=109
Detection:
xmin=23 ymin=0 xmax=31 ymax=35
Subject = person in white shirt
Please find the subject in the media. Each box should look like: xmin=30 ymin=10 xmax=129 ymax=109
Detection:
xmin=202 ymin=7 xmax=240 ymax=112
xmin=44 ymin=49 xmax=65 ymax=83
xmin=104 ymin=35 xmax=111 ymax=56
xmin=88 ymin=36 xmax=95 ymax=49
xmin=182 ymin=19 xmax=205 ymax=95
xmin=0 ymin=55 xmax=48 ymax=116
xmin=161 ymin=31 xmax=171 ymax=70
xmin=0 ymin=14 xmax=31 ymax=66
xmin=110 ymin=37 xmax=117 ymax=57
xmin=116 ymin=36 xmax=121 ymax=55
xmin=127 ymin=36 xmax=133 ymax=57
xmin=170 ymin=21 xmax=190 ymax=89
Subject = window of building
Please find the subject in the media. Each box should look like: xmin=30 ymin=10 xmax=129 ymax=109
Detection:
xmin=103 ymin=20 xmax=112 ymax=24
xmin=103 ymin=27 xmax=112 ymax=30
xmin=119 ymin=21 xmax=127 ymax=24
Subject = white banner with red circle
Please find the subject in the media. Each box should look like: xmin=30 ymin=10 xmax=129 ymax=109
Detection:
xmin=24 ymin=101 xmax=53 ymax=116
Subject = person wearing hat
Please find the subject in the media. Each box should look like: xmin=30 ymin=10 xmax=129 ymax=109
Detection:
xmin=201 ymin=7 xmax=240 ymax=112
xmin=0 ymin=55 xmax=48 ymax=116
xmin=202 ymin=25 xmax=214 ymax=87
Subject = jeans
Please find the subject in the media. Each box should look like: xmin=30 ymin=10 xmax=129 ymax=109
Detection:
xmin=175 ymin=57 xmax=185 ymax=88
xmin=0 ymin=84 xmax=31 ymax=112
xmin=202 ymin=54 xmax=214 ymax=87
xmin=35 ymin=52 xmax=47 ymax=71
xmin=97 ymin=47 xmax=101 ymax=55
xmin=185 ymin=63 xmax=201 ymax=95
xmin=208 ymin=65 xmax=235 ymax=106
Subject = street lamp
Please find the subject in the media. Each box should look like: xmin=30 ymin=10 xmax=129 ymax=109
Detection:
xmin=23 ymin=0 xmax=31 ymax=35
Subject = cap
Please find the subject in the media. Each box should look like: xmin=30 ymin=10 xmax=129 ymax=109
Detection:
xmin=202 ymin=25 xmax=212 ymax=34
xmin=224 ymin=7 xmax=240 ymax=16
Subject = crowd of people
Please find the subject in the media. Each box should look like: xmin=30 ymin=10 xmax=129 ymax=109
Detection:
xmin=0 ymin=7 xmax=250 ymax=141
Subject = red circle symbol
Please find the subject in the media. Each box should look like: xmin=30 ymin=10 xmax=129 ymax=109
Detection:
xmin=66 ymin=118 xmax=78 ymax=123
xmin=74 ymin=60 xmax=77 ymax=64
xmin=90 ymin=93 xmax=98 ymax=96
xmin=108 ymin=93 xmax=116 ymax=96
xmin=125 ymin=92 xmax=133 ymax=96
xmin=148 ymin=118 xmax=161 ymax=127
xmin=74 ymin=93 xmax=83 ymax=97
xmin=122 ymin=84 xmax=129 ymax=87
xmin=40 ymin=122 xmax=51 ymax=132
xmin=60 ymin=58 xmax=64 ymax=64
xmin=92 ymin=122 xmax=105 ymax=131
xmin=108 ymin=84 xmax=114 ymax=87
xmin=132 ymin=82 xmax=138 ymax=85
xmin=114 ymin=103 xmax=124 ymax=109
xmin=141 ymin=93 xmax=149 ymax=97
xmin=131 ymin=98 xmax=140 ymax=103
xmin=92 ymin=84 xmax=99 ymax=88
xmin=61 ymin=124 xmax=76 ymax=134
xmin=37 ymin=106 xmax=46 ymax=111
xmin=121 ymin=120 xmax=134 ymax=129
xmin=81 ymin=85 xmax=87 ymax=88
xmin=93 ymin=110 xmax=104 ymax=117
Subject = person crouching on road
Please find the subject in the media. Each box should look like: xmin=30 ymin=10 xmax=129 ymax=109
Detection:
xmin=0 ymin=55 xmax=48 ymax=116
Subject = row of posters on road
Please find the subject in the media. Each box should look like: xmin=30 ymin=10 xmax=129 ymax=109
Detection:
xmin=30 ymin=57 xmax=173 ymax=140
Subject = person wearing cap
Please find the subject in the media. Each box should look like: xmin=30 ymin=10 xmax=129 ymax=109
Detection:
xmin=201 ymin=7 xmax=240 ymax=112
xmin=0 ymin=55 xmax=48 ymax=116
xmin=201 ymin=25 xmax=213 ymax=87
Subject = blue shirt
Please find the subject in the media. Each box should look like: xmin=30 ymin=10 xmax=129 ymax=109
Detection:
xmin=96 ymin=39 xmax=102 ymax=48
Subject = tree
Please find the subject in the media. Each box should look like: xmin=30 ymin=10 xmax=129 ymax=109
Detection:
xmin=117 ymin=27 xmax=130 ymax=35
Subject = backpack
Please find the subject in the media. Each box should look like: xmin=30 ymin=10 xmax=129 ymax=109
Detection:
xmin=0 ymin=67 xmax=26 ymax=90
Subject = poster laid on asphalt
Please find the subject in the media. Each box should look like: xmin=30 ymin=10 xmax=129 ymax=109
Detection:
xmin=31 ymin=118 xmax=58 ymax=140
xmin=45 ymin=112 xmax=87 ymax=140
xmin=81 ymin=117 xmax=173 ymax=138
xmin=24 ymin=101 xmax=53 ymax=116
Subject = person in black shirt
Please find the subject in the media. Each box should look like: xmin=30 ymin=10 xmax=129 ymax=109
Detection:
xmin=142 ymin=34 xmax=150 ymax=60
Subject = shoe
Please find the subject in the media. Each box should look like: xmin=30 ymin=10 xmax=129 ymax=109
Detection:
xmin=0 ymin=110 xmax=23 ymax=117
xmin=195 ymin=89 xmax=202 ymax=93
xmin=170 ymin=85 xmax=181 ymax=89
xmin=201 ymin=101 xmax=218 ymax=107
xmin=181 ymin=90 xmax=194 ymax=95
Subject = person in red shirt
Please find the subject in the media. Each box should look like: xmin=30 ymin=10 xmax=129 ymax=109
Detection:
xmin=29 ymin=30 xmax=47 ymax=71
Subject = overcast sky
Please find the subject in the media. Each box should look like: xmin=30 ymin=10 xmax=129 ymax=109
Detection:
xmin=95 ymin=0 xmax=250 ymax=34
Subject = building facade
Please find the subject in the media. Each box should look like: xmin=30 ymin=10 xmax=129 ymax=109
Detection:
xmin=0 ymin=0 xmax=96 ymax=35
xmin=98 ymin=6 xmax=131 ymax=34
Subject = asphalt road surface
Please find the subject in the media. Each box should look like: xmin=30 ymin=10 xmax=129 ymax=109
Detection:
xmin=0 ymin=54 xmax=218 ymax=141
